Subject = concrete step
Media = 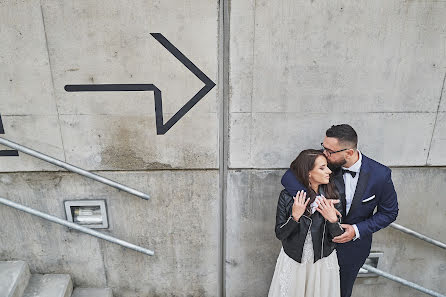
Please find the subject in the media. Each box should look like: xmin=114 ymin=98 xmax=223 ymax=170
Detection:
xmin=71 ymin=288 xmax=112 ymax=297
xmin=22 ymin=274 xmax=72 ymax=297
xmin=0 ymin=261 xmax=31 ymax=297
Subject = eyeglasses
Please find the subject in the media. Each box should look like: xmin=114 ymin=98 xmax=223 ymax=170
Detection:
xmin=320 ymin=143 xmax=351 ymax=156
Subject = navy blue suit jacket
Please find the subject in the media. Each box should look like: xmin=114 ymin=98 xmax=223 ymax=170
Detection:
xmin=281 ymin=154 xmax=398 ymax=269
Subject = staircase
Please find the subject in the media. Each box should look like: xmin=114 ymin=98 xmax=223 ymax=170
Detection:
xmin=0 ymin=261 xmax=112 ymax=297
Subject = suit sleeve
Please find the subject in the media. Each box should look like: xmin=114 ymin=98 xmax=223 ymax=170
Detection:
xmin=281 ymin=169 xmax=300 ymax=197
xmin=275 ymin=191 xmax=301 ymax=241
xmin=356 ymin=169 xmax=399 ymax=237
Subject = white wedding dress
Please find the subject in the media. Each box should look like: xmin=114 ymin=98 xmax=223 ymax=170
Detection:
xmin=267 ymin=227 xmax=340 ymax=297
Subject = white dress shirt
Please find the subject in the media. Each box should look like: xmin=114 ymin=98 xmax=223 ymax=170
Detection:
xmin=342 ymin=150 xmax=362 ymax=240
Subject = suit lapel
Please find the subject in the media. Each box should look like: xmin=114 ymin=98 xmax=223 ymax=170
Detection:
xmin=332 ymin=168 xmax=347 ymax=216
xmin=347 ymin=157 xmax=370 ymax=218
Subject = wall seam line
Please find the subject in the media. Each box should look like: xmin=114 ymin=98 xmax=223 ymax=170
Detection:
xmin=425 ymin=71 xmax=446 ymax=165
xmin=218 ymin=0 xmax=230 ymax=296
xmin=40 ymin=2 xmax=67 ymax=162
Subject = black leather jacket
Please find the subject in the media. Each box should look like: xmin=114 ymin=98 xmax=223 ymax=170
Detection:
xmin=275 ymin=189 xmax=345 ymax=263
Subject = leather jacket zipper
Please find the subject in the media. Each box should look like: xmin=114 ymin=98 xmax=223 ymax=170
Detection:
xmin=302 ymin=215 xmax=312 ymax=235
xmin=302 ymin=214 xmax=313 ymax=261
xmin=302 ymin=214 xmax=312 ymax=228
xmin=321 ymin=219 xmax=327 ymax=259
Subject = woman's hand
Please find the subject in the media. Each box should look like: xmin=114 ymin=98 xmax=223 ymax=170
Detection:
xmin=292 ymin=190 xmax=310 ymax=221
xmin=316 ymin=197 xmax=340 ymax=223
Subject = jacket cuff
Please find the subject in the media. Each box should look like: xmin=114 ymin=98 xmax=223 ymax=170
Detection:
xmin=353 ymin=224 xmax=360 ymax=240
xmin=327 ymin=220 xmax=344 ymax=237
xmin=279 ymin=215 xmax=300 ymax=229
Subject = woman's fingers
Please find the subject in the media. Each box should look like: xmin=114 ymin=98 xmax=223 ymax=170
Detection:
xmin=294 ymin=192 xmax=300 ymax=204
xmin=319 ymin=199 xmax=327 ymax=209
xmin=295 ymin=190 xmax=306 ymax=204
xmin=321 ymin=198 xmax=338 ymax=209
xmin=322 ymin=197 xmax=331 ymax=206
xmin=294 ymin=191 xmax=301 ymax=204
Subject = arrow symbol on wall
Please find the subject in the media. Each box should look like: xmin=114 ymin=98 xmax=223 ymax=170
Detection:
xmin=65 ymin=33 xmax=216 ymax=135
xmin=0 ymin=115 xmax=19 ymax=157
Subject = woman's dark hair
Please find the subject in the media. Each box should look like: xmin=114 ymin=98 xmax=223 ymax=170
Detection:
xmin=326 ymin=124 xmax=358 ymax=149
xmin=290 ymin=149 xmax=339 ymax=215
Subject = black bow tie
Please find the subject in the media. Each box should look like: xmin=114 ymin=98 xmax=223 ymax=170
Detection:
xmin=342 ymin=169 xmax=357 ymax=178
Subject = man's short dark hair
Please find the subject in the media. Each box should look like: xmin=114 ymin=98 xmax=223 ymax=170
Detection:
xmin=326 ymin=124 xmax=358 ymax=148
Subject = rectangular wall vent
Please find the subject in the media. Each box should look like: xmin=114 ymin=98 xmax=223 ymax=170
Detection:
xmin=64 ymin=200 xmax=108 ymax=229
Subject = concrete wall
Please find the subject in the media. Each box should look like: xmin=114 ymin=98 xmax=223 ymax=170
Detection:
xmin=225 ymin=168 xmax=446 ymax=297
xmin=0 ymin=171 xmax=219 ymax=297
xmin=1 ymin=1 xmax=219 ymax=296
xmin=1 ymin=0 xmax=445 ymax=296
xmin=228 ymin=0 xmax=446 ymax=296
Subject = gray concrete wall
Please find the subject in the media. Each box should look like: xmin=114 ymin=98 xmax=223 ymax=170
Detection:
xmin=227 ymin=0 xmax=446 ymax=296
xmin=1 ymin=0 xmax=445 ymax=297
xmin=0 ymin=171 xmax=219 ymax=297
xmin=1 ymin=1 xmax=220 ymax=296
xmin=225 ymin=168 xmax=446 ymax=297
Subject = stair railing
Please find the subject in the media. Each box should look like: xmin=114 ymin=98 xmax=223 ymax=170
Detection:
xmin=0 ymin=137 xmax=150 ymax=200
xmin=360 ymin=222 xmax=446 ymax=297
xmin=0 ymin=196 xmax=154 ymax=256
xmin=361 ymin=264 xmax=444 ymax=297
xmin=389 ymin=222 xmax=446 ymax=250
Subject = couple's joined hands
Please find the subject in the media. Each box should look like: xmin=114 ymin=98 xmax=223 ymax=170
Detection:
xmin=292 ymin=191 xmax=356 ymax=243
xmin=291 ymin=190 xmax=340 ymax=223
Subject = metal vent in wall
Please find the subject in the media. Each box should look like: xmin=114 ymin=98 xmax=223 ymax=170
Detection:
xmin=358 ymin=252 xmax=383 ymax=277
xmin=64 ymin=200 xmax=108 ymax=229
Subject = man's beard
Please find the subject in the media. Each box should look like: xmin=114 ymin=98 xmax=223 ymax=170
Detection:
xmin=328 ymin=158 xmax=347 ymax=171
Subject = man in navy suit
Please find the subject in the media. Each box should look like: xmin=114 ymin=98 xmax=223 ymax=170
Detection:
xmin=281 ymin=124 xmax=398 ymax=297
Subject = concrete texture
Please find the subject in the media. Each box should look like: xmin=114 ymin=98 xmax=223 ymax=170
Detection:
xmin=229 ymin=112 xmax=435 ymax=168
xmin=0 ymin=0 xmax=218 ymax=172
xmin=230 ymin=0 xmax=446 ymax=114
xmin=71 ymin=288 xmax=112 ymax=297
xmin=59 ymin=114 xmax=218 ymax=170
xmin=225 ymin=170 xmax=281 ymax=297
xmin=0 ymin=116 xmax=65 ymax=172
xmin=40 ymin=0 xmax=218 ymax=115
xmin=229 ymin=0 xmax=446 ymax=167
xmin=0 ymin=170 xmax=219 ymax=297
xmin=427 ymin=112 xmax=446 ymax=165
xmin=0 ymin=261 xmax=30 ymax=297
xmin=225 ymin=168 xmax=446 ymax=297
xmin=22 ymin=274 xmax=73 ymax=297
xmin=440 ymin=77 xmax=446 ymax=112
xmin=1 ymin=0 xmax=446 ymax=297
xmin=0 ymin=0 xmax=58 ymax=116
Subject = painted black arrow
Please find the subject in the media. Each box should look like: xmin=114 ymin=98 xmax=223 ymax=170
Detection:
xmin=65 ymin=33 xmax=215 ymax=135
xmin=0 ymin=115 xmax=19 ymax=157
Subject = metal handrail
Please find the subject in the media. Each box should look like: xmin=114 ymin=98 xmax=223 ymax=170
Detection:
xmin=359 ymin=222 xmax=446 ymax=296
xmin=0 ymin=137 xmax=150 ymax=200
xmin=0 ymin=196 xmax=154 ymax=256
xmin=362 ymin=264 xmax=445 ymax=297
xmin=390 ymin=222 xmax=446 ymax=250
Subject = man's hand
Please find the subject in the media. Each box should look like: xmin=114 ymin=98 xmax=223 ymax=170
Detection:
xmin=332 ymin=224 xmax=356 ymax=243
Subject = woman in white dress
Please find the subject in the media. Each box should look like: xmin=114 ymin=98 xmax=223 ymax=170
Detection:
xmin=268 ymin=149 xmax=345 ymax=297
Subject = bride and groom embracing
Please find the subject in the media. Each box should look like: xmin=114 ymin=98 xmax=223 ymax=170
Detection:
xmin=268 ymin=124 xmax=399 ymax=297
